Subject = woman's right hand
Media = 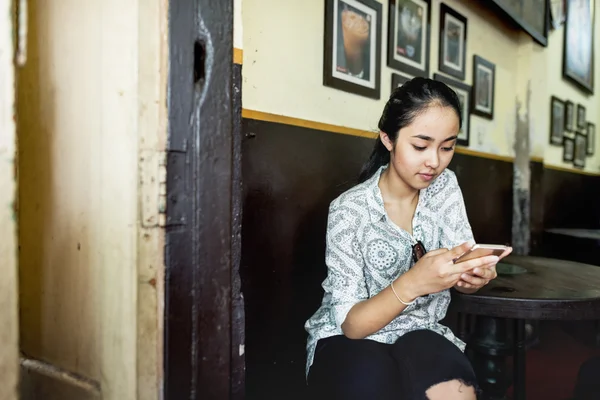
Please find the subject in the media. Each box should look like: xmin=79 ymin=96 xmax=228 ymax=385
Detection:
xmin=398 ymin=242 xmax=500 ymax=300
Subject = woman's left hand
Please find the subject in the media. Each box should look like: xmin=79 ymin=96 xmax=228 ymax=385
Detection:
xmin=455 ymin=246 xmax=513 ymax=292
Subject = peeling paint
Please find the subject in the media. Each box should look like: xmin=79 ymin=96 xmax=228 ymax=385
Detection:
xmin=512 ymin=81 xmax=531 ymax=255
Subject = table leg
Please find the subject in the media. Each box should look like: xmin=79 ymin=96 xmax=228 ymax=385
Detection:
xmin=513 ymin=319 xmax=526 ymax=400
xmin=468 ymin=316 xmax=512 ymax=400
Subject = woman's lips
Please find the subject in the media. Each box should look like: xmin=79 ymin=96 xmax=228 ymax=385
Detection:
xmin=418 ymin=173 xmax=435 ymax=181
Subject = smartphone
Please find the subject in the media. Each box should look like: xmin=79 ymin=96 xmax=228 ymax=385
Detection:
xmin=452 ymin=244 xmax=508 ymax=264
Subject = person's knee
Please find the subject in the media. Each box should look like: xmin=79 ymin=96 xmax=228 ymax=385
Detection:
xmin=338 ymin=362 xmax=398 ymax=398
xmin=425 ymin=379 xmax=476 ymax=400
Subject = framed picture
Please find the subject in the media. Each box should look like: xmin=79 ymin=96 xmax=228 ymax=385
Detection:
xmin=488 ymin=0 xmax=548 ymax=46
xmin=550 ymin=96 xmax=565 ymax=146
xmin=563 ymin=0 xmax=594 ymax=94
xmin=564 ymin=100 xmax=575 ymax=132
xmin=391 ymin=72 xmax=413 ymax=93
xmin=471 ymin=55 xmax=495 ymax=119
xmin=433 ymin=73 xmax=471 ymax=146
xmin=587 ymin=122 xmax=595 ymax=156
xmin=324 ymin=0 xmax=382 ymax=99
xmin=563 ymin=137 xmax=575 ymax=162
xmin=438 ymin=3 xmax=467 ymax=80
xmin=387 ymin=0 xmax=431 ymax=77
xmin=574 ymin=132 xmax=587 ymax=168
xmin=577 ymin=104 xmax=586 ymax=129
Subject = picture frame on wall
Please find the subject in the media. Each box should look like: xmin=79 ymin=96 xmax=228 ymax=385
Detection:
xmin=574 ymin=132 xmax=587 ymax=168
xmin=563 ymin=137 xmax=575 ymax=162
xmin=550 ymin=0 xmax=566 ymax=30
xmin=391 ymin=72 xmax=414 ymax=93
xmin=587 ymin=122 xmax=595 ymax=156
xmin=487 ymin=0 xmax=548 ymax=46
xmin=550 ymin=96 xmax=565 ymax=146
xmin=471 ymin=55 xmax=495 ymax=119
xmin=563 ymin=0 xmax=594 ymax=94
xmin=438 ymin=3 xmax=468 ymax=80
xmin=433 ymin=73 xmax=471 ymax=146
xmin=323 ymin=0 xmax=382 ymax=99
xmin=564 ymin=100 xmax=575 ymax=132
xmin=577 ymin=104 xmax=586 ymax=129
xmin=387 ymin=0 xmax=431 ymax=77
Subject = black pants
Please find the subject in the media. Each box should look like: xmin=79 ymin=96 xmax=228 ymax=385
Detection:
xmin=307 ymin=329 xmax=479 ymax=400
xmin=574 ymin=356 xmax=600 ymax=400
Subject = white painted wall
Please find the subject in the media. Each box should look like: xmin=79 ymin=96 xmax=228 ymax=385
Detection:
xmin=235 ymin=0 xmax=243 ymax=50
xmin=242 ymin=0 xmax=600 ymax=173
xmin=541 ymin=8 xmax=599 ymax=170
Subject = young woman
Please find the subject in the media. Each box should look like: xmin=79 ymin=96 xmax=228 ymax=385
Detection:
xmin=305 ymin=77 xmax=512 ymax=400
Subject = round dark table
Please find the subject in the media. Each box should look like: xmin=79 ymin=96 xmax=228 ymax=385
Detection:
xmin=450 ymin=255 xmax=600 ymax=400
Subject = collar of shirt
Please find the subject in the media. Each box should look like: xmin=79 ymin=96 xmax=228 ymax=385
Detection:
xmin=365 ymin=164 xmax=431 ymax=225
xmin=365 ymin=165 xmax=387 ymax=223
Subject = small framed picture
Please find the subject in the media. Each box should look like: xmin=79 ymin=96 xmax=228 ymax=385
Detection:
xmin=438 ymin=3 xmax=467 ymax=81
xmin=324 ymin=0 xmax=383 ymax=99
xmin=433 ymin=73 xmax=471 ymax=146
xmin=563 ymin=137 xmax=575 ymax=162
xmin=577 ymin=104 xmax=587 ymax=129
xmin=587 ymin=122 xmax=595 ymax=156
xmin=471 ymin=55 xmax=495 ymax=119
xmin=550 ymin=96 xmax=565 ymax=146
xmin=564 ymin=100 xmax=575 ymax=132
xmin=387 ymin=0 xmax=431 ymax=77
xmin=574 ymin=133 xmax=587 ymax=168
xmin=391 ymin=72 xmax=413 ymax=93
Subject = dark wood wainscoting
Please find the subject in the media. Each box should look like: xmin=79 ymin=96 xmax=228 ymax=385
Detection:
xmin=535 ymin=166 xmax=600 ymax=264
xmin=542 ymin=168 xmax=600 ymax=229
xmin=449 ymin=154 xmax=513 ymax=245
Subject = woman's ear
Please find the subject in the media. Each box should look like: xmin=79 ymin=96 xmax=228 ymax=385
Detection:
xmin=379 ymin=131 xmax=394 ymax=152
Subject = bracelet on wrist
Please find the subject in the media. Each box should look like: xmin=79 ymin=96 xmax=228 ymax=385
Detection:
xmin=390 ymin=281 xmax=416 ymax=306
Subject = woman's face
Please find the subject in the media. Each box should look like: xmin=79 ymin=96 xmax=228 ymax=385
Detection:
xmin=381 ymin=104 xmax=459 ymax=191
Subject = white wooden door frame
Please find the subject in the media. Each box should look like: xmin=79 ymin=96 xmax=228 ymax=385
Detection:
xmin=0 ymin=0 xmax=21 ymax=398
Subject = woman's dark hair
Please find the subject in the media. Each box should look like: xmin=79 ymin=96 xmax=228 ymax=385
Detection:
xmin=358 ymin=77 xmax=462 ymax=183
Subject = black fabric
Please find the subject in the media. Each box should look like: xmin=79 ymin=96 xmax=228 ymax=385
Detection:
xmin=573 ymin=356 xmax=600 ymax=400
xmin=307 ymin=329 xmax=479 ymax=399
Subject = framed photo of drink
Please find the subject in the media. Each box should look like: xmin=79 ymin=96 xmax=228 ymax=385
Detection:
xmin=438 ymin=3 xmax=467 ymax=81
xmin=433 ymin=73 xmax=471 ymax=147
xmin=387 ymin=0 xmax=431 ymax=77
xmin=324 ymin=0 xmax=382 ymax=99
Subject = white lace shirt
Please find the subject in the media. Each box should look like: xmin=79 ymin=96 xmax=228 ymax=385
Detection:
xmin=304 ymin=165 xmax=474 ymax=376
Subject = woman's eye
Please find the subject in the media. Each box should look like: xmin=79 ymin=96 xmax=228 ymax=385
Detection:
xmin=442 ymin=146 xmax=455 ymax=152
xmin=412 ymin=145 xmax=426 ymax=151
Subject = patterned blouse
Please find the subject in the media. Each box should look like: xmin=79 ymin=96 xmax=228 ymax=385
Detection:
xmin=304 ymin=164 xmax=474 ymax=376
